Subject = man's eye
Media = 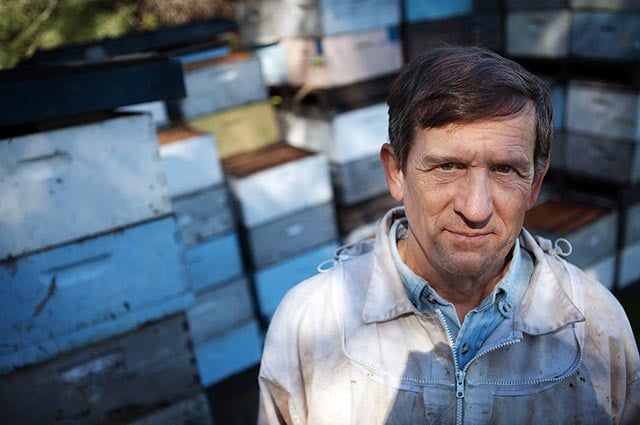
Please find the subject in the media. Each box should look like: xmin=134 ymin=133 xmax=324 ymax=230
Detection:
xmin=438 ymin=162 xmax=456 ymax=171
xmin=493 ymin=165 xmax=513 ymax=173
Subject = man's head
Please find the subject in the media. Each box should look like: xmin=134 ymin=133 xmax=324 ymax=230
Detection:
xmin=381 ymin=46 xmax=552 ymax=289
xmin=386 ymin=46 xmax=553 ymax=174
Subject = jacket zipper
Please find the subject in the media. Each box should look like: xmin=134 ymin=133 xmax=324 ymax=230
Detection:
xmin=436 ymin=310 xmax=465 ymax=425
xmin=437 ymin=310 xmax=584 ymax=424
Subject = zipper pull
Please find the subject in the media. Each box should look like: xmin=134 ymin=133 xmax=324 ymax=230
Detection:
xmin=455 ymin=370 xmax=466 ymax=399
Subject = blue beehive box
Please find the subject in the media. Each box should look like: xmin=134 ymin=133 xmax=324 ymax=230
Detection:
xmin=0 ymin=216 xmax=194 ymax=373
xmin=254 ymin=242 xmax=339 ymax=320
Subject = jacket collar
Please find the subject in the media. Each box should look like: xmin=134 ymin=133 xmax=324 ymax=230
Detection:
xmin=360 ymin=207 xmax=585 ymax=334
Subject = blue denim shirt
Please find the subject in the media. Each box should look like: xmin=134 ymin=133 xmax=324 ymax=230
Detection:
xmin=389 ymin=217 xmax=534 ymax=369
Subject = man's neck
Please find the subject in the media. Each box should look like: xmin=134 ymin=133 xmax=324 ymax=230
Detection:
xmin=397 ymin=238 xmax=510 ymax=323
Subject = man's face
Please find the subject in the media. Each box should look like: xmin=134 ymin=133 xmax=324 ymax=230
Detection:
xmin=382 ymin=105 xmax=547 ymax=284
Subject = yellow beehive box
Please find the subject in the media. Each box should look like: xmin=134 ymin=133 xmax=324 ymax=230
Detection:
xmin=188 ymin=101 xmax=280 ymax=159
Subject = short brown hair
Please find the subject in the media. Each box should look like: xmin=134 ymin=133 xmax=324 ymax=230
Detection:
xmin=387 ymin=46 xmax=553 ymax=173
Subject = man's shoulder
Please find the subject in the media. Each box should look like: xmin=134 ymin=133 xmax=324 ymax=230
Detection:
xmin=544 ymin=251 xmax=632 ymax=325
xmin=270 ymin=247 xmax=375 ymax=325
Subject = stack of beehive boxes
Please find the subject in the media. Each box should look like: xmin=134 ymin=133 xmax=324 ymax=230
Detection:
xmin=159 ymin=51 xmax=271 ymax=388
xmin=0 ymin=104 xmax=210 ymax=422
xmin=236 ymin=0 xmax=405 ymax=244
xmin=504 ymin=0 xmax=640 ymax=291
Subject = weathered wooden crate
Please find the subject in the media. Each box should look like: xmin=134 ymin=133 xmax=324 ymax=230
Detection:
xmin=172 ymin=184 xmax=235 ymax=246
xmin=236 ymin=0 xmax=400 ymax=41
xmin=188 ymin=101 xmax=280 ymax=159
xmin=524 ymin=199 xmax=618 ymax=269
xmin=125 ymin=391 xmax=214 ymax=425
xmin=506 ymin=10 xmax=571 ymax=58
xmin=404 ymin=0 xmax=472 ymax=22
xmin=193 ymin=319 xmax=263 ymax=387
xmin=403 ymin=16 xmax=473 ymax=61
xmin=172 ymin=52 xmax=268 ymax=120
xmin=158 ymin=126 xmax=224 ymax=198
xmin=0 ymin=217 xmax=194 ymax=373
xmin=223 ymin=143 xmax=333 ymax=228
xmin=183 ymin=231 xmax=244 ymax=294
xmin=187 ymin=277 xmax=255 ymax=345
xmin=283 ymin=26 xmax=402 ymax=88
xmin=564 ymin=130 xmax=640 ymax=184
xmin=0 ymin=113 xmax=172 ymax=261
xmin=0 ymin=314 xmax=200 ymax=425
xmin=243 ymin=201 xmax=339 ymax=268
xmin=566 ymin=81 xmax=639 ymax=141
xmin=571 ymin=12 xmax=640 ymax=60
xmin=254 ymin=242 xmax=338 ymax=320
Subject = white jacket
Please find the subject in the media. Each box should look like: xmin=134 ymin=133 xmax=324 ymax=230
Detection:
xmin=258 ymin=208 xmax=640 ymax=424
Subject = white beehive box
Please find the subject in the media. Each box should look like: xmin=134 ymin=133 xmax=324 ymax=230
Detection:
xmin=566 ymin=81 xmax=640 ymax=141
xmin=237 ymin=0 xmax=401 ymax=41
xmin=283 ymin=26 xmax=402 ymax=88
xmin=223 ymin=143 xmax=333 ymax=228
xmin=506 ymin=10 xmax=571 ymax=58
xmin=0 ymin=113 xmax=172 ymax=261
xmin=175 ymin=52 xmax=268 ymax=120
xmin=158 ymin=126 xmax=225 ymax=198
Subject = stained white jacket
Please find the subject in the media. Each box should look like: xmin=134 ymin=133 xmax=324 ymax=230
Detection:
xmin=258 ymin=208 xmax=640 ymax=424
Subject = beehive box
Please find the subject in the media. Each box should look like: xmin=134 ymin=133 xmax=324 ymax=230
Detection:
xmin=158 ymin=126 xmax=224 ymax=198
xmin=0 ymin=217 xmax=193 ymax=372
xmin=571 ymin=12 xmax=640 ymax=60
xmin=172 ymin=185 xmax=235 ymax=246
xmin=172 ymin=52 xmax=267 ymax=120
xmin=524 ymin=199 xmax=618 ymax=269
xmin=254 ymin=242 xmax=339 ymax=320
xmin=188 ymin=101 xmax=280 ymax=159
xmin=183 ymin=232 xmax=244 ymax=293
xmin=0 ymin=113 xmax=171 ymax=261
xmin=0 ymin=314 xmax=199 ymax=425
xmin=283 ymin=26 xmax=402 ymax=88
xmin=566 ymin=81 xmax=639 ymax=141
xmin=283 ymin=102 xmax=389 ymax=205
xmin=223 ymin=143 xmax=333 ymax=228
xmin=236 ymin=0 xmax=401 ymax=41
xmin=506 ymin=10 xmax=571 ymax=58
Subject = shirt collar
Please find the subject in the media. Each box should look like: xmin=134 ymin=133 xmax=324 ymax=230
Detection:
xmin=388 ymin=216 xmax=533 ymax=319
xmin=361 ymin=207 xmax=585 ymax=334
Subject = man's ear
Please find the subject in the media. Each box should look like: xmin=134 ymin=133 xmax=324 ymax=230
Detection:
xmin=380 ymin=143 xmax=404 ymax=203
xmin=527 ymin=158 xmax=550 ymax=209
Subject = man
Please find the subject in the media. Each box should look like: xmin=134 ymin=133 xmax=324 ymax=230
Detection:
xmin=258 ymin=47 xmax=640 ymax=424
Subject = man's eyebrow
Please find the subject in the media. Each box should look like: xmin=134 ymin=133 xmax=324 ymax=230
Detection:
xmin=418 ymin=153 xmax=461 ymax=167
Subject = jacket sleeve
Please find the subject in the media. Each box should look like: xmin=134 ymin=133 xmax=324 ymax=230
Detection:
xmin=621 ymin=371 xmax=640 ymax=425
xmin=257 ymin=372 xmax=296 ymax=425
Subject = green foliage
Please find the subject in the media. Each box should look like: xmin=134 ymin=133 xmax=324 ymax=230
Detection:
xmin=0 ymin=0 xmax=160 ymax=69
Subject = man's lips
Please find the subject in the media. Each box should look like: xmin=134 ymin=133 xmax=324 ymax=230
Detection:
xmin=445 ymin=229 xmax=492 ymax=241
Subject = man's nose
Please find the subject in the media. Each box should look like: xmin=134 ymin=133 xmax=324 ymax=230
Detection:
xmin=453 ymin=172 xmax=493 ymax=227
